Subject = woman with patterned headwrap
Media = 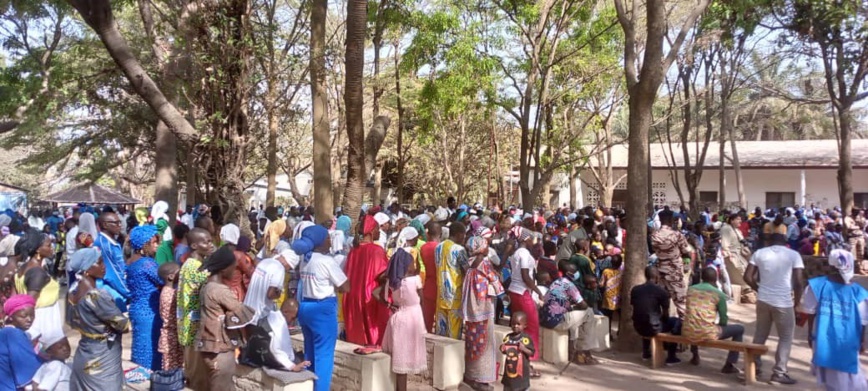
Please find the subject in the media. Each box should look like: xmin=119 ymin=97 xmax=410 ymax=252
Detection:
xmin=258 ymin=219 xmax=290 ymax=259
xmin=125 ymin=225 xmax=164 ymax=370
xmin=67 ymin=247 xmax=130 ymax=391
xmin=462 ymin=236 xmax=504 ymax=390
xmin=343 ymin=215 xmax=390 ymax=348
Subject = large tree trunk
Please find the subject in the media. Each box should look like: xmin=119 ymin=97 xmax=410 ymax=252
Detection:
xmin=838 ymin=106 xmax=854 ymax=214
xmin=311 ymin=0 xmax=333 ymax=221
xmin=154 ymin=122 xmax=178 ymax=222
xmin=342 ymin=0 xmax=368 ymax=230
xmin=265 ymin=78 xmax=279 ymax=208
xmin=185 ymin=141 xmax=198 ymax=207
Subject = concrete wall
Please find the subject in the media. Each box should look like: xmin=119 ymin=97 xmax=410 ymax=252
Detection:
xmin=570 ymin=168 xmax=868 ymax=211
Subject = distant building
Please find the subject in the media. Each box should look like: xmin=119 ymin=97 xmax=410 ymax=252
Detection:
xmin=548 ymin=139 xmax=868 ymax=211
xmin=245 ymin=171 xmax=313 ymax=208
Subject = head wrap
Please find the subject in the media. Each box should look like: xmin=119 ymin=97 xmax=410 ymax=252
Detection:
xmin=336 ymin=216 xmax=352 ymax=236
xmin=292 ymin=221 xmax=315 ymax=242
xmin=151 ymin=201 xmax=169 ymax=222
xmin=386 ymin=248 xmax=414 ymax=290
xmin=374 ymin=212 xmax=390 ymax=226
xmin=68 ymin=247 xmax=101 ymax=273
xmin=434 ymin=207 xmax=449 ymax=222
xmin=237 ymin=236 xmax=252 ymax=253
xmin=134 ymin=207 xmax=150 ymax=226
xmin=200 ymin=245 xmax=236 ymax=273
xmin=78 ymin=213 xmax=98 ymax=238
xmin=512 ymin=226 xmax=532 ymax=242
xmin=220 ymin=224 xmax=241 ymax=245
xmin=409 ymin=219 xmax=427 ymax=242
xmin=3 ymin=294 xmax=35 ymax=317
xmin=362 ymin=215 xmax=379 ymax=235
xmin=0 ymin=234 xmax=20 ymax=257
xmin=129 ymin=225 xmax=158 ymax=251
xmin=264 ymin=219 xmax=288 ymax=253
xmin=413 ymin=213 xmax=431 ymax=227
xmin=467 ymin=236 xmax=489 ymax=256
xmin=475 ymin=227 xmax=492 ymax=239
xmin=397 ymin=226 xmax=419 ymax=249
xmin=0 ymin=214 xmax=10 ymax=228
xmin=828 ymin=249 xmax=855 ymax=284
xmin=291 ymin=225 xmax=329 ymax=263
xmin=609 ymin=246 xmax=622 ymax=255
xmin=455 ymin=210 xmax=468 ymax=222
xmin=243 ymin=258 xmax=286 ymax=319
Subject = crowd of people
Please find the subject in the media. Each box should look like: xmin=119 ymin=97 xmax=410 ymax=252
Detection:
xmin=0 ymin=199 xmax=866 ymax=391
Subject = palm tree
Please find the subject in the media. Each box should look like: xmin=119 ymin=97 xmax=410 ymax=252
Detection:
xmin=342 ymin=0 xmax=367 ymax=229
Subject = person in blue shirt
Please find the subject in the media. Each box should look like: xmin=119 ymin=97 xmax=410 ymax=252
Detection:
xmin=801 ymin=249 xmax=868 ymax=391
xmin=45 ymin=211 xmax=64 ymax=236
xmin=94 ymin=211 xmax=130 ymax=311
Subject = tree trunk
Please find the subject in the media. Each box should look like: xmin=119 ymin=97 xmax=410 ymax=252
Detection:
xmin=185 ymin=141 xmax=197 ymax=207
xmin=569 ymin=164 xmax=577 ymax=209
xmin=266 ymin=77 xmax=279 ymax=208
xmin=342 ymin=0 xmax=368 ymax=231
xmin=154 ymin=121 xmax=178 ymax=223
xmin=311 ymin=0 xmax=333 ymax=221
xmin=838 ymin=105 xmax=854 ymax=215
xmin=718 ymin=120 xmax=726 ymax=209
xmin=67 ymin=0 xmax=196 ymax=141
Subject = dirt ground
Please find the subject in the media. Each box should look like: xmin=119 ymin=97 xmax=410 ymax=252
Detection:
xmin=64 ymin=278 xmax=868 ymax=390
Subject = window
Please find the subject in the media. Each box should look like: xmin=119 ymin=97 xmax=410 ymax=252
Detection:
xmin=699 ymin=191 xmax=718 ymax=208
xmin=766 ymin=192 xmax=795 ymax=209
xmin=856 ymin=193 xmax=868 ymax=209
xmin=612 ymin=189 xmax=629 ymax=208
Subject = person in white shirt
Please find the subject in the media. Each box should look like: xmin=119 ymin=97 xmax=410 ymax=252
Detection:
xmin=293 ymin=225 xmax=349 ymax=391
xmin=743 ymin=233 xmax=805 ymax=385
xmin=30 ymin=332 xmax=72 ymax=391
xmin=374 ymin=212 xmax=391 ymax=249
xmin=507 ymin=228 xmax=544 ymax=370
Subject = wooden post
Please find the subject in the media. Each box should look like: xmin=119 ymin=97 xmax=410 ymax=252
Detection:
xmin=744 ymin=351 xmax=756 ymax=385
xmin=651 ymin=336 xmax=665 ymax=369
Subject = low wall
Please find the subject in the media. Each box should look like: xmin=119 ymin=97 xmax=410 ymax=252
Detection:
xmin=289 ymin=335 xmax=394 ymax=391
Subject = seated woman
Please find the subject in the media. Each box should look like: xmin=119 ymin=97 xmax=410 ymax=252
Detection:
xmin=242 ymin=256 xmax=310 ymax=372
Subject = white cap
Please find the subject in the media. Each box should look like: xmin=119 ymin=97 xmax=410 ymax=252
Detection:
xmin=434 ymin=207 xmax=449 ymax=222
xmin=414 ymin=213 xmax=431 ymax=226
xmin=220 ymin=224 xmax=240 ymax=245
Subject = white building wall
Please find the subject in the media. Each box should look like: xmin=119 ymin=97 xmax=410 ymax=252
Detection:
xmin=575 ymin=168 xmax=868 ymax=211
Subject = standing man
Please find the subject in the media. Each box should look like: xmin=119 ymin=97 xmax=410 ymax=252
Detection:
xmin=743 ymin=233 xmax=804 ymax=385
xmin=844 ymin=207 xmax=866 ymax=273
xmin=650 ymin=210 xmax=693 ymax=317
xmin=94 ymin=211 xmax=131 ymax=311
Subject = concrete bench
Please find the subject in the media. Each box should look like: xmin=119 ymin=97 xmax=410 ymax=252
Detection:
xmin=409 ymin=333 xmax=465 ymax=390
xmin=234 ymin=365 xmax=315 ymax=391
xmin=651 ymin=333 xmax=768 ymax=385
xmin=290 ymin=334 xmax=395 ymax=391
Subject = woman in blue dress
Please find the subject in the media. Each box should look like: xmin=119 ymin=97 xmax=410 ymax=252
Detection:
xmin=125 ymin=225 xmax=164 ymax=370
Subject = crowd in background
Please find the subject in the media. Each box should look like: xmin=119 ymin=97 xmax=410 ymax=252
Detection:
xmin=0 ymin=198 xmax=866 ymax=391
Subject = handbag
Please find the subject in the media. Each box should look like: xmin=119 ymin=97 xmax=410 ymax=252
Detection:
xmin=150 ymin=368 xmax=185 ymax=391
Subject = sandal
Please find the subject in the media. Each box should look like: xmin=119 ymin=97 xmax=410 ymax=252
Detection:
xmin=573 ymin=352 xmax=599 ymax=365
xmin=352 ymin=346 xmax=382 ymax=355
xmin=529 ymin=366 xmax=542 ymax=378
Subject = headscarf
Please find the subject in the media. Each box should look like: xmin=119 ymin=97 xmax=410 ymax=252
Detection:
xmin=3 ymin=294 xmax=35 ymax=317
xmin=201 ymin=246 xmax=236 ymax=274
xmin=243 ymin=258 xmax=286 ymax=319
xmin=455 ymin=210 xmax=468 ymax=222
xmin=434 ymin=207 xmax=449 ymax=222
xmin=396 ymin=226 xmax=419 ymax=249
xmin=474 ymin=227 xmax=492 ymax=239
xmin=129 ymin=225 xmax=158 ymax=251
xmin=237 ymin=236 xmax=252 ymax=253
xmin=0 ymin=214 xmax=11 ymax=228
xmin=220 ymin=224 xmax=241 ymax=246
xmin=291 ymin=225 xmax=329 ymax=263
xmin=264 ymin=219 xmax=288 ymax=253
xmin=68 ymin=247 xmax=101 ymax=273
xmin=151 ymin=201 xmax=170 ymax=223
xmin=828 ymin=249 xmax=855 ymax=284
xmin=386 ymin=247 xmax=414 ymax=290
xmin=0 ymin=234 xmax=20 ymax=257
xmin=413 ymin=213 xmax=431 ymax=227
xmin=511 ymin=226 xmax=532 ymax=242
xmin=409 ymin=219 xmax=427 ymax=242
xmin=78 ymin=213 xmax=98 ymax=239
xmin=336 ymin=215 xmax=352 ymax=236
xmin=374 ymin=212 xmax=390 ymax=226
xmin=362 ymin=215 xmax=378 ymax=235
xmin=134 ymin=207 xmax=150 ymax=226
xmin=467 ymin=236 xmax=488 ymax=256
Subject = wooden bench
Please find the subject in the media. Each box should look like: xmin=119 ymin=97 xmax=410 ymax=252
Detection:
xmin=651 ymin=333 xmax=768 ymax=385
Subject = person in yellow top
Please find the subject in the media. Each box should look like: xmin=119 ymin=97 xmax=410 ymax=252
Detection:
xmin=434 ymin=222 xmax=468 ymax=339
xmin=683 ymin=267 xmax=745 ymax=375
xmin=600 ymin=254 xmax=622 ymax=340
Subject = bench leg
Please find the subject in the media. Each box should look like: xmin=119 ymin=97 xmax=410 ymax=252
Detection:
xmin=651 ymin=337 xmax=665 ymax=369
xmin=744 ymin=352 xmax=756 ymax=385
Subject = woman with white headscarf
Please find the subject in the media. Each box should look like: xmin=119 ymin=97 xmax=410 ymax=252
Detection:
xmin=801 ymin=249 xmax=868 ymax=390
xmin=241 ymin=256 xmax=312 ymax=374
